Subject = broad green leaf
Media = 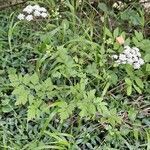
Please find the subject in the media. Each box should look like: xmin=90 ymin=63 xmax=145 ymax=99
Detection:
xmin=127 ymin=85 xmax=132 ymax=96
xmin=146 ymin=64 xmax=150 ymax=72
xmin=44 ymin=78 xmax=53 ymax=90
xmin=88 ymin=103 xmax=96 ymax=115
xmin=102 ymin=82 xmax=110 ymax=97
xmin=61 ymin=19 xmax=69 ymax=30
xmin=57 ymin=101 xmax=74 ymax=122
xmin=144 ymin=54 xmax=150 ymax=62
xmin=124 ymin=38 xmax=131 ymax=45
xmin=120 ymin=125 xmax=130 ymax=136
xmin=146 ymin=130 xmax=150 ymax=150
xmin=9 ymin=74 xmax=20 ymax=87
xmin=96 ymin=98 xmax=110 ymax=117
xmin=109 ymin=71 xmax=118 ymax=85
xmin=86 ymin=90 xmax=96 ymax=100
xmin=78 ymin=104 xmax=88 ymax=118
xmin=105 ymin=27 xmax=112 ymax=37
xmin=113 ymin=28 xmax=119 ymax=38
xmin=13 ymin=85 xmax=29 ymax=105
xmin=86 ymin=63 xmax=98 ymax=76
xmin=135 ymin=31 xmax=143 ymax=41
xmin=35 ymin=146 xmax=64 ymax=150
xmin=2 ymin=106 xmax=13 ymax=113
xmin=27 ymin=104 xmax=37 ymax=120
xmin=98 ymin=3 xmax=108 ymax=12
xmin=28 ymin=95 xmax=35 ymax=104
xmin=133 ymin=128 xmax=139 ymax=140
xmin=18 ymin=74 xmax=23 ymax=82
xmin=27 ymin=101 xmax=41 ymax=120
xmin=128 ymin=108 xmax=137 ymax=122
xmin=52 ymin=71 xmax=61 ymax=78
xmin=133 ymin=83 xmax=142 ymax=94
xmin=30 ymin=73 xmax=39 ymax=85
xmin=132 ymin=37 xmax=139 ymax=46
xmin=23 ymin=74 xmax=30 ymax=85
xmin=134 ymin=77 xmax=144 ymax=89
xmin=139 ymin=39 xmax=150 ymax=52
xmin=125 ymin=65 xmax=134 ymax=78
xmin=125 ymin=77 xmax=132 ymax=85
xmin=44 ymin=131 xmax=70 ymax=147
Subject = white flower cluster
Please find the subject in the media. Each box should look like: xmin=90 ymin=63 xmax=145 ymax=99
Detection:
xmin=113 ymin=1 xmax=125 ymax=10
xmin=112 ymin=46 xmax=144 ymax=69
xmin=17 ymin=5 xmax=48 ymax=21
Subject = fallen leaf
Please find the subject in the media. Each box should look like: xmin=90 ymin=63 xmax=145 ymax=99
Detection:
xmin=116 ymin=36 xmax=125 ymax=45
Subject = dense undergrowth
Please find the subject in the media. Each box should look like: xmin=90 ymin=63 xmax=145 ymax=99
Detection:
xmin=0 ymin=0 xmax=150 ymax=149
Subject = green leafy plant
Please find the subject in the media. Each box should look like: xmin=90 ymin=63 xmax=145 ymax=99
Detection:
xmin=0 ymin=0 xmax=150 ymax=149
xmin=9 ymin=72 xmax=54 ymax=120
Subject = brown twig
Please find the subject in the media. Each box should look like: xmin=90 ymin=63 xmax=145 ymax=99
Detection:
xmin=108 ymin=81 xmax=125 ymax=93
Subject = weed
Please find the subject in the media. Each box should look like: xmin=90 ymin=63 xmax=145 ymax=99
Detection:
xmin=0 ymin=0 xmax=150 ymax=149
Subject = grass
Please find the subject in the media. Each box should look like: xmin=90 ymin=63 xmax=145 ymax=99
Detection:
xmin=0 ymin=0 xmax=150 ymax=149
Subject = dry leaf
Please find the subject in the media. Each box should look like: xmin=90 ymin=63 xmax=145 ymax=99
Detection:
xmin=116 ymin=36 xmax=125 ymax=45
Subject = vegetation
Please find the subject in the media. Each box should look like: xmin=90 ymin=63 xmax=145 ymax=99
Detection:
xmin=0 ymin=0 xmax=150 ymax=149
